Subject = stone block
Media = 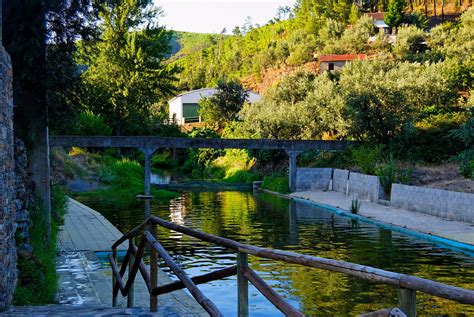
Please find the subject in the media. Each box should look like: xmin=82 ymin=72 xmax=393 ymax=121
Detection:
xmin=391 ymin=184 xmax=474 ymax=223
xmin=332 ymin=169 xmax=349 ymax=194
xmin=348 ymin=172 xmax=381 ymax=203
xmin=295 ymin=168 xmax=333 ymax=191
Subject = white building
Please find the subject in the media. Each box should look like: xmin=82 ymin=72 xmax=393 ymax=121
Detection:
xmin=366 ymin=12 xmax=390 ymax=34
xmin=169 ymin=88 xmax=261 ymax=124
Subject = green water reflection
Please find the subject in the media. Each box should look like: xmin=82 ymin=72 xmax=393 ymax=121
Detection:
xmin=74 ymin=190 xmax=474 ymax=316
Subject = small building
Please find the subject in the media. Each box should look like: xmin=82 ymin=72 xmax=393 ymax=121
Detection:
xmin=169 ymin=88 xmax=261 ymax=125
xmin=319 ymin=54 xmax=367 ymax=73
xmin=366 ymin=12 xmax=390 ymax=34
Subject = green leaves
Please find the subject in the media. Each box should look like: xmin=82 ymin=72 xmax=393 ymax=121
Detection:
xmin=79 ymin=0 xmax=178 ymax=135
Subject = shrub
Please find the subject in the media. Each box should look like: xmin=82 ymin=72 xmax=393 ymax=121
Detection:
xmin=72 ymin=110 xmax=112 ymax=136
xmin=350 ymin=198 xmax=361 ymax=214
xmin=376 ymin=158 xmax=413 ymax=196
xmin=350 ymin=145 xmax=384 ymax=175
xmin=262 ymin=175 xmax=290 ymax=194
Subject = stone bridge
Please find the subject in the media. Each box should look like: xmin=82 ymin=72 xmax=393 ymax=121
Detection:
xmin=50 ymin=136 xmax=354 ymax=192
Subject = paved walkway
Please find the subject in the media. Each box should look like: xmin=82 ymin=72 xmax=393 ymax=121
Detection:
xmin=291 ymin=190 xmax=474 ymax=247
xmin=51 ymin=198 xmax=208 ymax=316
xmin=59 ymin=198 xmax=127 ymax=252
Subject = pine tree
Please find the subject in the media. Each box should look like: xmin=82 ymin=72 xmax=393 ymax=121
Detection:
xmin=385 ymin=0 xmax=405 ymax=30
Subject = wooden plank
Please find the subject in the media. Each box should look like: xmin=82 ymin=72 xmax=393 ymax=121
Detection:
xmin=243 ymin=267 xmax=304 ymax=317
xmin=150 ymin=224 xmax=158 ymax=312
xmin=129 ymin=244 xmax=151 ymax=292
xmin=398 ymin=288 xmax=416 ymax=317
xmin=108 ymin=253 xmax=126 ymax=295
xmin=152 ymin=266 xmax=237 ymax=296
xmin=127 ymin=238 xmax=135 ymax=308
xmin=145 ymin=231 xmax=223 ymax=317
xmin=237 ymin=253 xmax=249 ymax=317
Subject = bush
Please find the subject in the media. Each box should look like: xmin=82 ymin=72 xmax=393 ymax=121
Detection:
xmin=392 ymin=112 xmax=467 ymax=163
xmin=72 ymin=110 xmax=112 ymax=136
xmin=262 ymin=175 xmax=290 ymax=194
xmin=376 ymin=157 xmax=413 ymax=197
xmin=393 ymin=26 xmax=426 ymax=61
xmin=350 ymin=145 xmax=384 ymax=175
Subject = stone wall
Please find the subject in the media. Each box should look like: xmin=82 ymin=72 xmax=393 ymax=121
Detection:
xmin=332 ymin=169 xmax=349 ymax=194
xmin=0 ymin=45 xmax=17 ymax=311
xmin=391 ymin=184 xmax=474 ymax=224
xmin=295 ymin=168 xmax=332 ymax=191
xmin=348 ymin=172 xmax=381 ymax=203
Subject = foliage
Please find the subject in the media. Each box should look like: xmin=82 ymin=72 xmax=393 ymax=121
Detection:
xmin=457 ymin=150 xmax=474 ymax=178
xmin=392 ymin=112 xmax=467 ymax=162
xmin=385 ymin=0 xmax=405 ymax=29
xmin=262 ymin=175 xmax=290 ymax=194
xmin=393 ymin=26 xmax=427 ymax=61
xmin=199 ymin=80 xmax=249 ymax=129
xmin=350 ymin=198 xmax=361 ymax=214
xmin=182 ymin=128 xmax=223 ymax=177
xmin=14 ymin=186 xmax=67 ymax=305
xmin=241 ymin=72 xmax=347 ymax=140
xmin=403 ymin=12 xmax=429 ymax=30
xmin=78 ymin=0 xmax=178 ymax=136
xmin=71 ymin=110 xmax=113 ymax=136
xmin=92 ymin=155 xmax=179 ymax=200
xmin=376 ymin=157 xmax=412 ymax=196
xmin=350 ymin=145 xmax=384 ymax=175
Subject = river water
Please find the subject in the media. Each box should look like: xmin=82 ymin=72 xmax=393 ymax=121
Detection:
xmin=74 ymin=190 xmax=474 ymax=316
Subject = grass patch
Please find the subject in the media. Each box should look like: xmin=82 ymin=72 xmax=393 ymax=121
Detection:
xmin=203 ymin=149 xmax=260 ymax=184
xmin=262 ymin=175 xmax=290 ymax=194
xmin=14 ymin=185 xmax=68 ymax=305
xmin=86 ymin=156 xmax=179 ymax=201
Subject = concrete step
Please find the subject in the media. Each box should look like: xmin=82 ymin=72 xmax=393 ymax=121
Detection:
xmin=3 ymin=305 xmax=161 ymax=316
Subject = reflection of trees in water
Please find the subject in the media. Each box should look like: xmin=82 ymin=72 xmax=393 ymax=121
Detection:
xmin=74 ymin=191 xmax=474 ymax=316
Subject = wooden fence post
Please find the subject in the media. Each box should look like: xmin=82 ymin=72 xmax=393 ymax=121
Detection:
xmin=112 ymin=248 xmax=117 ymax=307
xmin=237 ymin=252 xmax=249 ymax=317
xmin=398 ymin=287 xmax=416 ymax=317
xmin=127 ymin=238 xmax=135 ymax=308
xmin=150 ymin=225 xmax=158 ymax=312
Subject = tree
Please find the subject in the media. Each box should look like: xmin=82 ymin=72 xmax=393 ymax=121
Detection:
xmin=385 ymin=0 xmax=405 ymax=30
xmin=199 ymin=80 xmax=249 ymax=130
xmin=79 ymin=0 xmax=178 ymax=136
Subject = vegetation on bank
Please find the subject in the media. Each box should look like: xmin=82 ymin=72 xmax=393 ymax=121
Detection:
xmin=14 ymin=185 xmax=67 ymax=305
xmin=262 ymin=175 xmax=291 ymax=194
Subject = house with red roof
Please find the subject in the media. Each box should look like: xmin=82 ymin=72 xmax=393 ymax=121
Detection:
xmin=366 ymin=12 xmax=390 ymax=34
xmin=319 ymin=54 xmax=367 ymax=73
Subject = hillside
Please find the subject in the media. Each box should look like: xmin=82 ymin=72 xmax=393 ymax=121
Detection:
xmin=167 ymin=1 xmax=472 ymax=94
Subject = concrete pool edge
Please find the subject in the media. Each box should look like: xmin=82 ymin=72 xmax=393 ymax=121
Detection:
xmin=261 ymin=189 xmax=474 ymax=255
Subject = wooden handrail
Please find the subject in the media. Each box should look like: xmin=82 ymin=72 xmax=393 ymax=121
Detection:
xmin=110 ymin=216 xmax=474 ymax=316
xmin=152 ymin=266 xmax=237 ymax=296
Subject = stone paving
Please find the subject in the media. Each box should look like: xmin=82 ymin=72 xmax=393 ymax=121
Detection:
xmin=59 ymin=199 xmax=127 ymax=252
xmin=291 ymin=190 xmax=474 ymax=247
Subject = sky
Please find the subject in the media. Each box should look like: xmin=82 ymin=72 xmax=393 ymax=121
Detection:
xmin=155 ymin=0 xmax=296 ymax=34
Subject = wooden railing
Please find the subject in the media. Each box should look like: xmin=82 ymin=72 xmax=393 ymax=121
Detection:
xmin=109 ymin=216 xmax=474 ymax=317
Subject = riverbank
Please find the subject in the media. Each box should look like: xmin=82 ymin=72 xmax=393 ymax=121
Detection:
xmin=271 ymin=189 xmax=474 ymax=253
